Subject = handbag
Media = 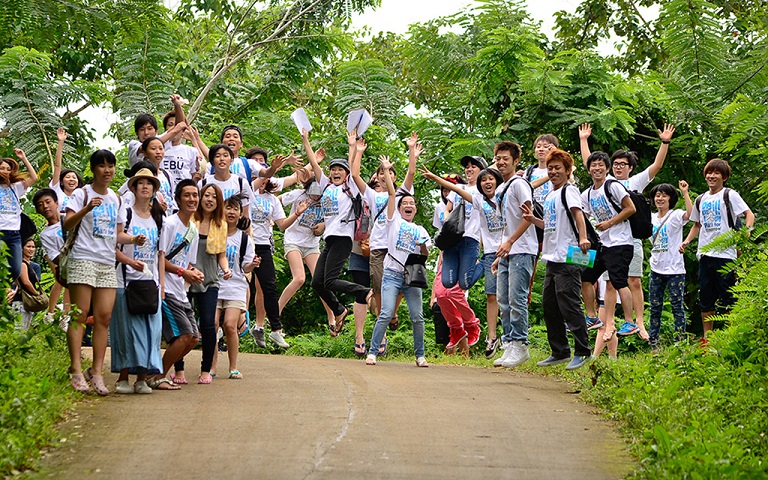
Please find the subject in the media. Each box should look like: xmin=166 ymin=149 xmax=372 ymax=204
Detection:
xmin=388 ymin=253 xmax=429 ymax=288
xmin=22 ymin=288 xmax=49 ymax=313
xmin=434 ymin=199 xmax=465 ymax=251
xmin=124 ymin=279 xmax=159 ymax=315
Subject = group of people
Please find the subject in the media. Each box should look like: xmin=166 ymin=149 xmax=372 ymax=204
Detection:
xmin=1 ymin=94 xmax=754 ymax=394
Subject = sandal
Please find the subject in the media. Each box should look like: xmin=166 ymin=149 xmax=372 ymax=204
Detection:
xmin=147 ymin=377 xmax=181 ymax=390
xmin=328 ymin=322 xmax=339 ymax=338
xmin=198 ymin=373 xmax=213 ymax=384
xmin=70 ymin=373 xmax=91 ymax=393
xmin=84 ymin=368 xmax=109 ymax=396
xmin=333 ymin=308 xmax=349 ymax=336
xmin=354 ymin=343 xmax=366 ymax=357
xmin=229 ymin=370 xmax=243 ymax=379
xmin=170 ymin=374 xmax=188 ymax=385
xmin=603 ymin=328 xmax=617 ymax=342
xmin=388 ymin=314 xmax=399 ymax=331
xmin=415 ymin=357 xmax=429 ymax=368
xmin=365 ymin=354 xmax=376 ymax=365
xmin=378 ymin=337 xmax=388 ymax=356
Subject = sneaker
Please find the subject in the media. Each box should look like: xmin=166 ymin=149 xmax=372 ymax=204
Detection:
xmin=536 ymin=355 xmax=570 ymax=367
xmin=617 ymin=322 xmax=639 ymax=336
xmin=251 ymin=327 xmax=266 ymax=348
xmin=565 ymin=355 xmax=591 ymax=371
xmin=501 ymin=341 xmax=530 ymax=368
xmin=269 ymin=331 xmax=290 ymax=349
xmin=466 ymin=323 xmax=481 ymax=347
xmin=134 ymin=380 xmax=152 ymax=394
xmin=586 ymin=316 xmax=603 ymax=330
xmin=493 ymin=342 xmax=513 ymax=367
xmin=485 ymin=337 xmax=500 ymax=359
xmin=115 ymin=380 xmax=133 ymax=394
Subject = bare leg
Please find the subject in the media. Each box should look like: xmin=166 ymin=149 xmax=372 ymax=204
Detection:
xmin=89 ymin=287 xmax=116 ymax=374
xmin=48 ymin=281 xmax=64 ymax=314
xmin=602 ymin=282 xmax=618 ymax=341
xmin=222 ymin=308 xmax=241 ymax=372
xmin=211 ymin=308 xmax=221 ymax=375
xmin=254 ymin=277 xmax=266 ymax=328
xmin=701 ymin=310 xmax=715 ymax=337
xmin=160 ymin=335 xmax=197 ymax=377
xmin=67 ymin=283 xmax=93 ymax=375
xmin=582 ymin=282 xmax=598 ymax=319
xmin=278 ymin=251 xmax=306 ymax=313
xmin=486 ymin=293 xmax=498 ymax=339
xmin=627 ymin=276 xmax=646 ymax=332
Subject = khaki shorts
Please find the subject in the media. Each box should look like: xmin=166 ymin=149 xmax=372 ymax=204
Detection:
xmin=67 ymin=258 xmax=118 ymax=289
xmin=217 ymin=299 xmax=247 ymax=311
xmin=284 ymin=243 xmax=320 ymax=259
xmin=369 ymin=249 xmax=387 ymax=293
xmin=628 ymin=238 xmax=644 ymax=277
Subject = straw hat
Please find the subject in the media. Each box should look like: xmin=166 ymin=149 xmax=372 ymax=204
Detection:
xmin=127 ymin=168 xmax=160 ymax=191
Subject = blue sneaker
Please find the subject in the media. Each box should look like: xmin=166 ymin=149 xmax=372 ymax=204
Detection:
xmin=617 ymin=321 xmax=639 ymax=336
xmin=586 ymin=316 xmax=603 ymax=331
xmin=536 ymin=355 xmax=571 ymax=367
xmin=565 ymin=355 xmax=591 ymax=371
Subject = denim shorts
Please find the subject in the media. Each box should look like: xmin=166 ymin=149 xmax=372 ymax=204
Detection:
xmin=482 ymin=253 xmax=497 ymax=295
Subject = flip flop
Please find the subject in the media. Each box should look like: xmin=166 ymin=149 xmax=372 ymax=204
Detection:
xmin=603 ymin=328 xmax=616 ymax=342
xmin=378 ymin=337 xmax=388 ymax=356
xmin=198 ymin=374 xmax=213 ymax=385
xmin=365 ymin=289 xmax=374 ymax=313
xmin=388 ymin=314 xmax=399 ymax=331
xmin=229 ymin=370 xmax=243 ymax=379
xmin=334 ymin=308 xmax=349 ymax=335
xmin=147 ymin=377 xmax=180 ymax=390
xmin=170 ymin=374 xmax=188 ymax=385
xmin=238 ymin=311 xmax=250 ymax=338
xmin=354 ymin=343 xmax=366 ymax=357
xmin=328 ymin=322 xmax=339 ymax=338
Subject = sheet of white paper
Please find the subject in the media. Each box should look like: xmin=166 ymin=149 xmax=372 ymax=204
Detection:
xmin=346 ymin=108 xmax=373 ymax=136
xmin=290 ymin=108 xmax=312 ymax=134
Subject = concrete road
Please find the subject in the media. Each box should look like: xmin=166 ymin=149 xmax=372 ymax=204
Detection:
xmin=36 ymin=351 xmax=632 ymax=479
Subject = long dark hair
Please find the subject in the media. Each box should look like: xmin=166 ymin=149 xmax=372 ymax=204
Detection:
xmin=195 ymin=183 xmax=225 ymax=227
xmin=129 ymin=176 xmax=164 ymax=231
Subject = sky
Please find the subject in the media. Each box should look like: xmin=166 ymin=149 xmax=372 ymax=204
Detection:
xmin=86 ymin=0 xmax=586 ymax=150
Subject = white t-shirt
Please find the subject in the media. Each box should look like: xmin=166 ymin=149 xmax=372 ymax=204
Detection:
xmin=690 ymin=188 xmax=749 ymax=260
xmin=118 ymin=209 xmax=161 ymax=289
xmin=281 ymin=189 xmax=323 ymax=248
xmin=157 ymin=170 xmax=177 ymax=213
xmin=449 ymin=185 xmax=481 ymax=243
xmin=382 ymin=214 xmax=431 ymax=273
xmin=200 ymin=175 xmax=254 ymax=206
xmin=250 ymin=192 xmax=285 ymax=246
xmin=218 ymin=230 xmax=255 ymax=302
xmin=40 ymin=223 xmax=64 ymax=262
xmin=161 ymin=144 xmax=198 ymax=186
xmin=541 ymin=184 xmax=583 ymax=263
xmin=528 ymin=166 xmax=552 ymax=204
xmin=581 ymin=180 xmax=633 ymax=248
xmin=208 ymin=156 xmax=263 ymax=181
xmin=497 ymin=178 xmax=538 ymax=255
xmin=319 ymin=175 xmax=359 ymax=239
xmin=617 ymin=167 xmax=652 ymax=192
xmin=160 ymin=214 xmax=199 ymax=301
xmin=650 ymin=209 xmax=688 ymax=274
xmin=368 ymin=186 xmax=415 ymax=251
xmin=128 ymin=140 xmax=144 ymax=166
xmin=433 ymin=201 xmax=447 ymax=230
xmin=67 ymin=185 xmax=126 ymax=265
xmin=0 ymin=182 xmax=28 ymax=230
xmin=50 ymin=181 xmax=73 ymax=213
xmin=472 ymin=191 xmax=504 ymax=254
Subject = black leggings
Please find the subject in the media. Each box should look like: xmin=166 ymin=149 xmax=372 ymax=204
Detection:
xmin=253 ymin=244 xmax=282 ymax=331
xmin=312 ymin=235 xmax=369 ymax=315
xmin=175 ymin=287 xmax=219 ymax=374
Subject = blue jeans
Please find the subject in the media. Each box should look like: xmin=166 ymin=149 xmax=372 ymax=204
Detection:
xmin=368 ymin=269 xmax=425 ymax=358
xmin=0 ymin=230 xmax=22 ymax=280
xmin=648 ymin=271 xmax=686 ymax=345
xmin=441 ymin=237 xmax=480 ymax=290
xmin=496 ymin=254 xmax=535 ymax=344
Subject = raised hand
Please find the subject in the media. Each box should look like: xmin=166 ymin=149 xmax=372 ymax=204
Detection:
xmin=356 ymin=136 xmax=367 ymax=153
xmin=678 ymin=179 xmax=688 ymax=193
xmin=301 ymin=128 xmax=309 ymax=140
xmin=315 ymin=148 xmax=326 ymax=163
xmin=57 ymin=128 xmax=68 ymax=143
xmin=379 ymin=155 xmax=392 ymax=171
xmin=418 ymin=165 xmax=438 ymax=182
xmin=659 ymin=123 xmax=675 ymax=143
xmin=270 ymin=155 xmax=287 ymax=171
xmin=406 ymin=132 xmax=419 ymax=149
xmin=578 ymin=123 xmax=592 ymax=140
xmin=296 ymin=198 xmax=311 ymax=214
xmin=284 ymin=151 xmax=302 ymax=167
xmin=14 ymin=148 xmax=27 ymax=162
xmin=347 ymin=130 xmax=357 ymax=147
xmin=413 ymin=142 xmax=424 ymax=159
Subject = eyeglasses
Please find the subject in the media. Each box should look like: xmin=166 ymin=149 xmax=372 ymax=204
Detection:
xmin=613 ymin=162 xmax=630 ymax=168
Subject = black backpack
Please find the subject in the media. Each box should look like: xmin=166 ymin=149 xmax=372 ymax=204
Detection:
xmin=596 ymin=179 xmax=653 ymax=239
xmin=498 ymin=177 xmax=544 ymax=243
xmin=694 ymin=188 xmax=742 ymax=231
xmin=562 ymin=184 xmax=601 ymax=249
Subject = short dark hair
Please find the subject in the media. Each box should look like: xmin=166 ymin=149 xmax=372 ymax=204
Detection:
xmin=397 ymin=193 xmax=416 ymax=209
xmin=224 ymin=194 xmax=243 ymax=211
xmin=220 ymin=125 xmax=243 ymax=142
xmin=534 ymin=134 xmax=559 ymax=148
xmin=59 ymin=169 xmax=84 ymax=188
xmin=545 ymin=149 xmax=574 ymax=173
xmin=90 ymin=149 xmax=117 ymax=170
xmin=494 ymin=141 xmax=522 ymax=160
xmin=33 ymin=188 xmax=58 ymax=209
xmin=586 ymin=151 xmax=611 ymax=170
xmin=140 ymin=136 xmax=164 ymax=154
xmin=134 ymin=113 xmax=158 ymax=134
xmin=162 ymin=111 xmax=175 ymax=130
xmin=245 ymin=147 xmax=268 ymax=162
xmin=703 ymin=158 xmax=731 ymax=181
xmin=175 ymin=178 xmax=198 ymax=202
xmin=649 ymin=183 xmax=679 ymax=210
xmin=611 ymin=149 xmax=638 ymax=172
xmin=209 ymin=144 xmax=235 ymax=163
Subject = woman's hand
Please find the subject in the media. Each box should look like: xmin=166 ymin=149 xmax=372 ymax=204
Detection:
xmin=88 ymin=197 xmax=103 ymax=211
xmin=296 ymin=199 xmax=310 ymax=215
xmin=578 ymin=123 xmax=592 ymax=140
xmin=132 ymin=234 xmax=147 ymax=246
xmin=132 ymin=260 xmax=145 ymax=272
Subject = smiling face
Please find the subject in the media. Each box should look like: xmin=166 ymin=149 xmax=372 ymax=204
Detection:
xmin=493 ymin=150 xmax=517 ymax=179
xmin=534 ymin=141 xmax=555 ymax=164
xmin=213 ymin=148 xmax=233 ymax=173
xmin=329 ymin=165 xmax=348 ymax=186
xmin=478 ymin=173 xmax=498 ymax=197
xmin=224 ymin=202 xmax=241 ymax=226
xmin=611 ymin=156 xmax=631 ymax=180
xmin=398 ymin=195 xmax=418 ymax=222
xmin=136 ymin=122 xmax=157 ymax=142
xmin=62 ymin=172 xmax=79 ymax=192
xmin=179 ymin=186 xmax=199 ymax=214
xmin=221 ymin=129 xmax=243 ymax=156
xmin=143 ymin=139 xmax=165 ymax=166
xmin=201 ymin=188 xmax=218 ymax=214
xmin=464 ymin=163 xmax=481 ymax=184
xmin=92 ymin=162 xmax=115 ymax=186
xmin=588 ymin=159 xmax=608 ymax=184
xmin=376 ymin=167 xmax=396 ymax=186
xmin=22 ymin=239 xmax=35 ymax=260
xmin=547 ymin=160 xmax=569 ymax=189
xmin=705 ymin=169 xmax=725 ymax=192
xmin=654 ymin=191 xmax=671 ymax=212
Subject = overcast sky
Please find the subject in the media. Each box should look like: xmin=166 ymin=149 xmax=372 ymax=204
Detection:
xmin=87 ymin=0 xmax=586 ymax=150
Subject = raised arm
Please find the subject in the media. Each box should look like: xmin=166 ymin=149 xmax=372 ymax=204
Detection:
xmin=301 ymin=128 xmax=323 ymax=182
xmin=52 ymin=128 xmax=67 ymax=187
xmin=419 ymin=166 xmax=472 ymax=203
xmin=350 ymin=138 xmax=368 ymax=193
xmin=578 ymin=123 xmax=592 ymax=168
xmin=647 ymin=123 xmax=676 ymax=180
xmin=190 ymin=125 xmax=209 ymax=161
xmin=403 ymin=132 xmax=421 ymax=192
xmin=381 ymin=156 xmax=397 ymax=219
xmin=15 ymin=149 xmax=37 ymax=189
xmin=679 ymin=180 xmax=693 ymax=221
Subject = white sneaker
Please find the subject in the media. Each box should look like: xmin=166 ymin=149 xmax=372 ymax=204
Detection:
xmin=493 ymin=342 xmax=513 ymax=367
xmin=115 ymin=380 xmax=133 ymax=394
xmin=269 ymin=331 xmax=290 ymax=349
xmin=502 ymin=341 xmax=530 ymax=368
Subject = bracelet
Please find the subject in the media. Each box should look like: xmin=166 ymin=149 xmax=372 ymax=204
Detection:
xmin=661 ymin=140 xmax=670 ymax=144
xmin=130 ymin=235 xmax=136 ymax=244
xmin=177 ymin=267 xmax=184 ymax=277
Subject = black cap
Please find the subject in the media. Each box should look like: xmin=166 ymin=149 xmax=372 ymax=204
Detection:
xmin=460 ymin=155 xmax=488 ymax=169
xmin=478 ymin=168 xmax=503 ymax=186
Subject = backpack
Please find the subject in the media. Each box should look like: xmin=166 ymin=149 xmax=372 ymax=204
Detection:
xmin=694 ymin=188 xmax=742 ymax=231
xmin=499 ymin=177 xmax=544 ymax=243
xmin=524 ymin=164 xmax=536 ymax=182
xmin=596 ymin=179 xmax=653 ymax=239
xmin=238 ymin=230 xmax=249 ymax=270
xmin=341 ymin=183 xmax=372 ymax=242
xmin=562 ymin=184 xmax=601 ymax=249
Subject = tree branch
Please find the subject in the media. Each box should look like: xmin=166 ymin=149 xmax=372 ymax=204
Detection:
xmin=61 ymin=101 xmax=94 ymax=120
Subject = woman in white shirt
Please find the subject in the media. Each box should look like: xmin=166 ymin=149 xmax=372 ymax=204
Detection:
xmin=112 ymin=168 xmax=165 ymax=394
xmin=50 ymin=128 xmax=84 ymax=213
xmin=0 ymin=149 xmax=38 ymax=281
xmin=64 ymin=150 xmax=133 ymax=395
